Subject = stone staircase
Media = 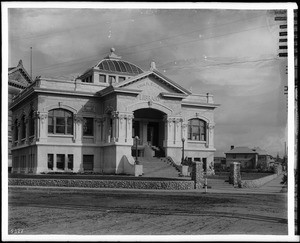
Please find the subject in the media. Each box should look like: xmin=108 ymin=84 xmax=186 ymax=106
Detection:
xmin=138 ymin=156 xmax=181 ymax=178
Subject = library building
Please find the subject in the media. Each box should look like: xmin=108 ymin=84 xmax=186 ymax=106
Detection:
xmin=10 ymin=48 xmax=219 ymax=176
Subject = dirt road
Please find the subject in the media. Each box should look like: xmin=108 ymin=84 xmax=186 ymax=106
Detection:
xmin=8 ymin=187 xmax=287 ymax=235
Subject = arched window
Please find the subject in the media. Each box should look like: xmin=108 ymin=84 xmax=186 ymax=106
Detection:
xmin=29 ymin=110 xmax=35 ymax=137
xmin=21 ymin=115 xmax=26 ymax=139
xmin=188 ymin=118 xmax=206 ymax=141
xmin=48 ymin=109 xmax=73 ymax=135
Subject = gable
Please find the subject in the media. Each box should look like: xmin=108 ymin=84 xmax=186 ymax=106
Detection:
xmin=8 ymin=60 xmax=33 ymax=88
xmin=116 ymin=70 xmax=191 ymax=95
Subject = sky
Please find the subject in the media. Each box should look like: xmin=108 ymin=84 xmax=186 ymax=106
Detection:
xmin=6 ymin=3 xmax=291 ymax=157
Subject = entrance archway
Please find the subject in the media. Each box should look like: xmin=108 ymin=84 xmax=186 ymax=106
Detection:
xmin=132 ymin=108 xmax=166 ymax=157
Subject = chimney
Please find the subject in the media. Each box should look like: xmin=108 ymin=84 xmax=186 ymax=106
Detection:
xmin=231 ymin=145 xmax=234 ymax=150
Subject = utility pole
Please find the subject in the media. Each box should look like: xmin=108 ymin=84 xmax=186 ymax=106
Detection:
xmin=30 ymin=47 xmax=33 ymax=79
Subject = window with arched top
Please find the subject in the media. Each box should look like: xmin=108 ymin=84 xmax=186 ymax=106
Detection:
xmin=188 ymin=118 xmax=207 ymax=141
xmin=48 ymin=109 xmax=73 ymax=135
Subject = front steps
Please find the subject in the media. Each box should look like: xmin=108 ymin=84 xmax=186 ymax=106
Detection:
xmin=138 ymin=156 xmax=180 ymax=178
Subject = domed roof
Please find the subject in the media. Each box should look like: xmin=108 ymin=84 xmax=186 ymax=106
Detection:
xmin=96 ymin=48 xmax=143 ymax=75
xmin=97 ymin=59 xmax=143 ymax=75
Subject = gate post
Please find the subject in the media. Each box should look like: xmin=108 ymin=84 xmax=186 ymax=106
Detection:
xmin=229 ymin=162 xmax=242 ymax=188
xmin=191 ymin=161 xmax=203 ymax=189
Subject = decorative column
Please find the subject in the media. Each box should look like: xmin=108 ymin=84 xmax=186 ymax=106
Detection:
xmin=95 ymin=117 xmax=103 ymax=144
xmin=126 ymin=114 xmax=134 ymax=145
xmin=207 ymin=123 xmax=215 ymax=148
xmin=111 ymin=111 xmax=119 ymax=142
xmin=181 ymin=120 xmax=188 ymax=141
xmin=74 ymin=115 xmax=83 ymax=143
xmin=37 ymin=112 xmax=48 ymax=142
xmin=32 ymin=111 xmax=38 ymax=143
xmin=118 ymin=114 xmax=126 ymax=143
xmin=175 ymin=118 xmax=182 ymax=145
xmin=163 ymin=116 xmax=174 ymax=146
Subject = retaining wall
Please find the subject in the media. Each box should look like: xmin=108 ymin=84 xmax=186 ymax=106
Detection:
xmin=241 ymin=173 xmax=279 ymax=188
xmin=8 ymin=178 xmax=194 ymax=190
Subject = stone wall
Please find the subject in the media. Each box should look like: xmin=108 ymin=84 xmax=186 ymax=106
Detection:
xmin=9 ymin=178 xmax=194 ymax=190
xmin=241 ymin=173 xmax=280 ymax=188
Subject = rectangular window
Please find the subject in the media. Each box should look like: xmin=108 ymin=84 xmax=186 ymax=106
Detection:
xmin=119 ymin=76 xmax=126 ymax=82
xmin=194 ymin=157 xmax=201 ymax=162
xmin=68 ymin=154 xmax=73 ymax=170
xmin=56 ymin=154 xmax=65 ymax=170
xmin=56 ymin=117 xmax=65 ymax=134
xmin=203 ymin=158 xmax=207 ymax=171
xmin=99 ymin=74 xmax=106 ymax=83
xmin=83 ymin=155 xmax=94 ymax=171
xmin=233 ymin=154 xmax=236 ymax=159
xmin=48 ymin=154 xmax=54 ymax=169
xmin=83 ymin=117 xmax=94 ymax=136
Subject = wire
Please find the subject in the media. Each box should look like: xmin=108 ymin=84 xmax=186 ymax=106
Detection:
xmin=123 ymin=23 xmax=279 ymax=57
xmin=159 ymin=57 xmax=279 ymax=71
xmin=27 ymin=13 xmax=271 ymax=73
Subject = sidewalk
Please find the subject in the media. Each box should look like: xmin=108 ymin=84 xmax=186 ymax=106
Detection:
xmin=204 ymin=173 xmax=287 ymax=195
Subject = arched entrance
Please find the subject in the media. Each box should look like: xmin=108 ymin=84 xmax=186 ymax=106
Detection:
xmin=132 ymin=108 xmax=166 ymax=157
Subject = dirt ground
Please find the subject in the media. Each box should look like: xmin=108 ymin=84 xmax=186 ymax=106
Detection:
xmin=8 ymin=187 xmax=287 ymax=235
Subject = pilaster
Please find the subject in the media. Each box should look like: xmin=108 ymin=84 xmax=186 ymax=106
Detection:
xmin=37 ymin=111 xmax=48 ymax=142
xmin=74 ymin=115 xmax=83 ymax=143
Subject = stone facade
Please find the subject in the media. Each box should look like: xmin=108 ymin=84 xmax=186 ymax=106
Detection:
xmin=10 ymin=49 xmax=219 ymax=176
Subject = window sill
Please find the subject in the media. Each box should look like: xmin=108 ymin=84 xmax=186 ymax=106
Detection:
xmin=187 ymin=140 xmax=206 ymax=144
xmin=48 ymin=134 xmax=73 ymax=138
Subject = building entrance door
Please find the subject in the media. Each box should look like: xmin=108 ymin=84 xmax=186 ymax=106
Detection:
xmin=147 ymin=122 xmax=159 ymax=146
xmin=132 ymin=108 xmax=166 ymax=157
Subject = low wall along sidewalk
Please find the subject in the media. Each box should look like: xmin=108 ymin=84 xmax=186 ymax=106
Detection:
xmin=241 ymin=173 xmax=280 ymax=188
xmin=8 ymin=178 xmax=194 ymax=190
